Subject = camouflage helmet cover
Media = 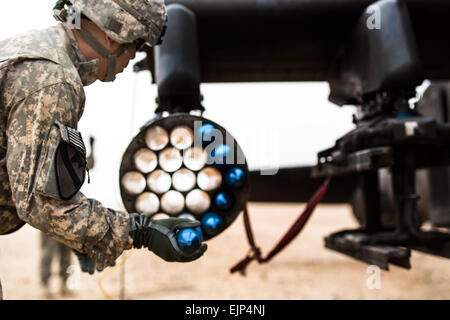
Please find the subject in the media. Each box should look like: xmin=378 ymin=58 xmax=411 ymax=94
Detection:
xmin=68 ymin=0 xmax=167 ymax=46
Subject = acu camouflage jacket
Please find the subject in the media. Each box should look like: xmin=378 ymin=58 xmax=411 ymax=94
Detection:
xmin=0 ymin=23 xmax=132 ymax=271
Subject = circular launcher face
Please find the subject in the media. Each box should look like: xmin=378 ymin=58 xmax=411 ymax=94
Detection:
xmin=119 ymin=113 xmax=250 ymax=241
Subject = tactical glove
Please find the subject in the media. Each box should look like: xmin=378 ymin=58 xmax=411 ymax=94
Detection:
xmin=73 ymin=250 xmax=96 ymax=275
xmin=128 ymin=213 xmax=207 ymax=262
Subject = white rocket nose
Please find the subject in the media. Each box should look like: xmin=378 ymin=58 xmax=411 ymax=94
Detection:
xmin=186 ymin=189 xmax=211 ymax=214
xmin=161 ymin=190 xmax=185 ymax=214
xmin=184 ymin=147 xmax=207 ymax=171
xmin=170 ymin=126 xmax=194 ymax=150
xmin=135 ymin=192 xmax=160 ymax=215
xmin=121 ymin=171 xmax=146 ymax=195
xmin=145 ymin=126 xmax=169 ymax=151
xmin=147 ymin=169 xmax=172 ymax=194
xmin=134 ymin=148 xmax=157 ymax=173
xmin=197 ymin=167 xmax=222 ymax=191
xmin=159 ymin=148 xmax=183 ymax=172
xmin=172 ymin=168 xmax=196 ymax=192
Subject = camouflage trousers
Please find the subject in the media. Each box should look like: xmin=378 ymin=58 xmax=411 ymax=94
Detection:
xmin=40 ymin=233 xmax=72 ymax=286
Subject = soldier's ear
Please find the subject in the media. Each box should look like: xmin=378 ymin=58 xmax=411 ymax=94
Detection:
xmin=104 ymin=34 xmax=113 ymax=49
xmin=104 ymin=34 xmax=120 ymax=51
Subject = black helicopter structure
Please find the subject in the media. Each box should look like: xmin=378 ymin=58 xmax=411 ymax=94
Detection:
xmin=133 ymin=0 xmax=450 ymax=270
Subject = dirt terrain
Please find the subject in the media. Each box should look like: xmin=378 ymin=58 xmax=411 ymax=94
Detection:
xmin=0 ymin=203 xmax=449 ymax=300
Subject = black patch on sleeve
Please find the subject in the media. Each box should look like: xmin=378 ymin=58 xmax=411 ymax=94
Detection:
xmin=54 ymin=126 xmax=87 ymax=200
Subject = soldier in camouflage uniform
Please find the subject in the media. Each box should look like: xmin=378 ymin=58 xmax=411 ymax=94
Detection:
xmin=0 ymin=0 xmax=207 ymax=299
xmin=40 ymin=232 xmax=73 ymax=297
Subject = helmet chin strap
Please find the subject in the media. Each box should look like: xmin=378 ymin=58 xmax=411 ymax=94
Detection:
xmin=77 ymin=28 xmax=131 ymax=82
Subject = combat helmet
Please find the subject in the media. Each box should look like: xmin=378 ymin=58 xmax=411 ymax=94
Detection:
xmin=53 ymin=0 xmax=167 ymax=81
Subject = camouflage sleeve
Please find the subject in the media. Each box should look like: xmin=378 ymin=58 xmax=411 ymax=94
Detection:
xmin=6 ymin=82 xmax=132 ymax=271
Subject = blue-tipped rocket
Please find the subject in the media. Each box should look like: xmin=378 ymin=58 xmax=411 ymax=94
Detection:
xmin=224 ymin=167 xmax=246 ymax=188
xmin=210 ymin=144 xmax=232 ymax=166
xmin=201 ymin=212 xmax=224 ymax=236
xmin=214 ymin=191 xmax=234 ymax=211
xmin=197 ymin=124 xmax=217 ymax=147
xmin=176 ymin=227 xmax=203 ymax=254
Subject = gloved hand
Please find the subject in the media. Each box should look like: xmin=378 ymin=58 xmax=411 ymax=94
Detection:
xmin=128 ymin=213 xmax=207 ymax=263
xmin=72 ymin=250 xmax=96 ymax=275
xmin=73 ymin=250 xmax=116 ymax=274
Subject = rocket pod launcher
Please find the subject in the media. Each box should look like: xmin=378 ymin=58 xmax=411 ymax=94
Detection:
xmin=119 ymin=114 xmax=250 ymax=242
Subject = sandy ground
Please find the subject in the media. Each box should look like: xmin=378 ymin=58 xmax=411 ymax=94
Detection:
xmin=0 ymin=203 xmax=449 ymax=300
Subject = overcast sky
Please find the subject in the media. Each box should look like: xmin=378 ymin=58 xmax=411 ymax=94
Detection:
xmin=0 ymin=1 xmax=356 ymax=209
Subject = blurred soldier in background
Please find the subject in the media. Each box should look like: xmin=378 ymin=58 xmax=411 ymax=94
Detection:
xmin=40 ymin=233 xmax=72 ymax=298
xmin=86 ymin=136 xmax=95 ymax=171
xmin=0 ymin=0 xmax=207 ymax=298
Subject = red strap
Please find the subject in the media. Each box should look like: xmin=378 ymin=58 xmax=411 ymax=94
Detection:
xmin=230 ymin=178 xmax=331 ymax=275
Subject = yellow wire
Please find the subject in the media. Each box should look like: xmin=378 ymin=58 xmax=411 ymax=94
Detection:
xmin=97 ymin=250 xmax=134 ymax=300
